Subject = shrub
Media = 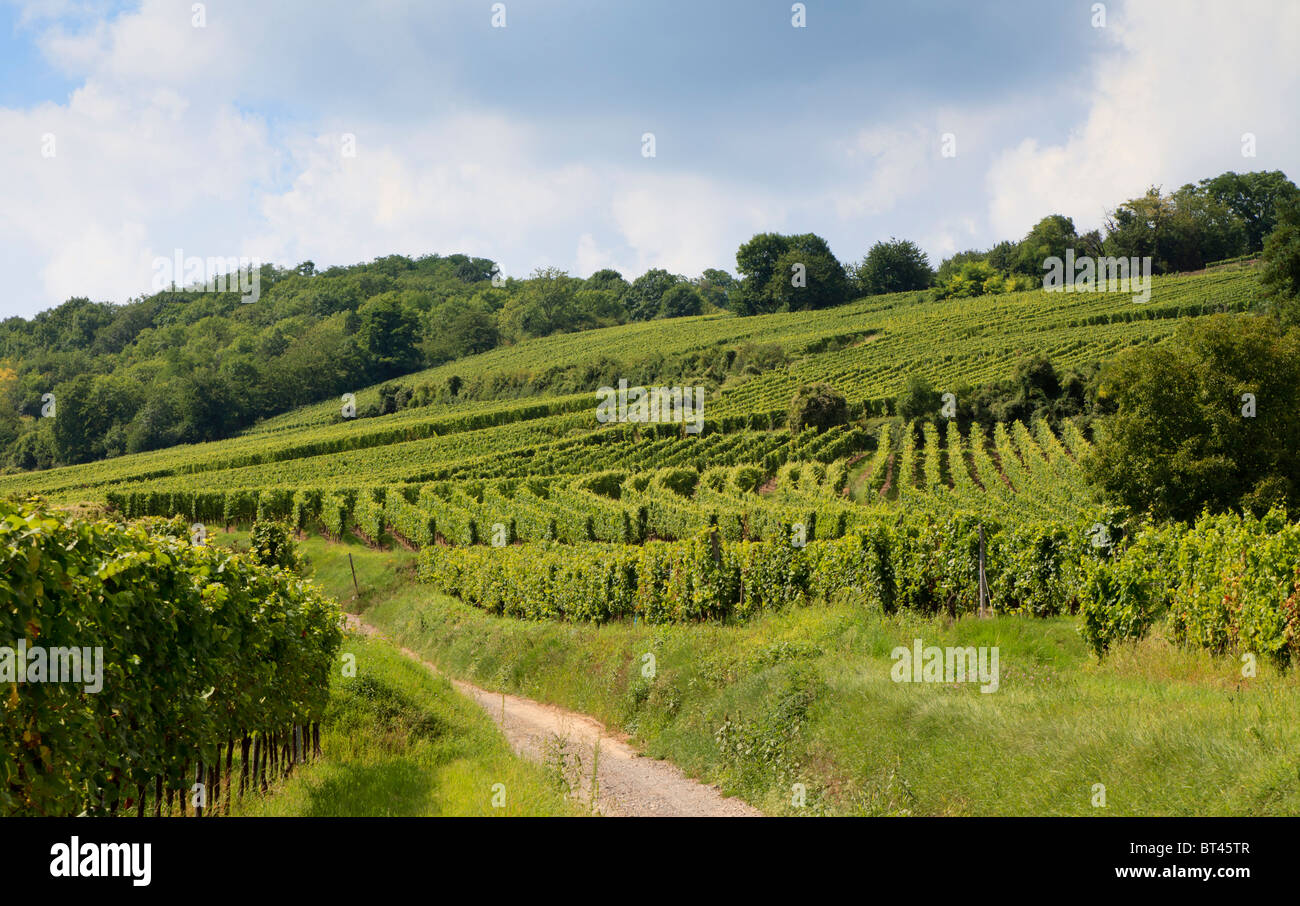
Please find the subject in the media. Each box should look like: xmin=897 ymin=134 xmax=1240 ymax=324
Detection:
xmin=788 ymin=383 xmax=849 ymax=433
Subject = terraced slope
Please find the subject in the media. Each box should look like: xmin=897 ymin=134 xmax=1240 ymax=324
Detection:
xmin=3 ymin=266 xmax=1258 ymax=510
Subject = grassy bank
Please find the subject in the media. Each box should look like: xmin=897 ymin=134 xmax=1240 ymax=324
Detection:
xmin=233 ymin=632 xmax=583 ymax=816
xmin=297 ymin=533 xmax=1300 ymax=817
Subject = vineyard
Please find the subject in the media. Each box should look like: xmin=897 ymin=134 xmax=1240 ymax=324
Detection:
xmin=7 ymin=265 xmax=1298 ymax=817
xmin=0 ymin=266 xmax=1259 ymax=503
xmin=1 ymin=501 xmax=342 ymax=816
xmin=5 ymin=268 xmax=1285 ymax=650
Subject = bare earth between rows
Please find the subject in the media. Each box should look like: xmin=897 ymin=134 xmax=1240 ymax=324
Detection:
xmin=343 ymin=613 xmax=762 ymax=817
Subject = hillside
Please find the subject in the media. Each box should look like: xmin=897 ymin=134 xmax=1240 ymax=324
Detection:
xmin=3 ymin=266 xmax=1260 ymax=505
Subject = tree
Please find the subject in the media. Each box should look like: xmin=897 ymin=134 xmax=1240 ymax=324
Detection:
xmin=855 ymin=238 xmax=933 ymax=294
xmin=734 ymin=232 xmax=789 ymax=312
xmin=734 ymin=232 xmax=849 ymax=315
xmin=1167 ymin=184 xmax=1247 ymax=267
xmin=498 ymin=267 xmax=581 ymax=340
xmin=772 ymin=239 xmax=850 ymax=311
xmin=624 ymin=269 xmax=680 ymax=321
xmin=1261 ymin=196 xmax=1300 ymax=322
xmin=451 ymin=255 xmax=497 ymax=284
xmin=445 ymin=308 xmax=499 ymax=357
xmin=1104 ymin=188 xmax=1173 ymax=268
xmin=175 ymin=368 xmax=242 ymax=444
xmin=788 ymin=383 xmax=849 ymax=433
xmin=125 ymin=390 xmax=183 ymax=454
xmin=1105 ymin=185 xmax=1248 ymax=273
xmin=935 ymin=249 xmax=987 ymax=284
xmin=0 ymin=248 xmax=560 ymax=471
xmin=49 ymin=373 xmax=134 ymax=464
xmin=572 ymin=289 xmax=626 ymax=325
xmin=0 ymin=365 xmax=20 ymax=453
xmin=1197 ymin=170 xmax=1300 ymax=253
xmin=985 ymin=240 xmax=1017 ymax=273
xmin=357 ymin=295 xmax=421 ymax=379
xmin=585 ymin=269 xmax=630 ymax=298
xmin=1084 ymin=314 xmax=1300 ymax=520
xmin=659 ymin=283 xmax=704 ymax=318
xmin=896 ymin=375 xmax=942 ymax=421
xmin=696 ymin=269 xmax=736 ymax=309
xmin=1013 ymin=215 xmax=1078 ymax=275
xmin=10 ymin=421 xmax=55 ymax=470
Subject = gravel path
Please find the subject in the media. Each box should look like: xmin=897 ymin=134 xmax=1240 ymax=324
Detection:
xmin=345 ymin=614 xmax=762 ymax=817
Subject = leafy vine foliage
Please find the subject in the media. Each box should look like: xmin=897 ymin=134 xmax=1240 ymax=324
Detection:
xmin=1 ymin=501 xmax=342 ymax=816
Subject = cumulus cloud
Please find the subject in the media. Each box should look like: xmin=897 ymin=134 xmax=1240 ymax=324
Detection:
xmin=986 ymin=0 xmax=1300 ymax=238
xmin=0 ymin=0 xmax=1294 ymax=317
xmin=0 ymin=0 xmax=784 ymax=311
xmin=833 ymin=126 xmax=935 ymax=219
xmin=0 ymin=77 xmax=275 ymax=307
xmin=608 ymin=173 xmax=785 ymax=278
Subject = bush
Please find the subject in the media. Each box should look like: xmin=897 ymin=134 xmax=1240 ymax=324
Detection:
xmin=788 ymin=383 xmax=849 ymax=433
xmin=1078 ymin=554 xmax=1162 ymax=658
xmin=1084 ymin=314 xmax=1300 ymax=520
xmin=896 ymin=375 xmax=942 ymax=422
xmin=732 ymin=465 xmax=766 ymax=494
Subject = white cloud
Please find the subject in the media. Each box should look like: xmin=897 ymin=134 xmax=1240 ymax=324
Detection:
xmin=573 ymin=233 xmax=609 ymax=278
xmin=1 ymin=0 xmax=1295 ymax=318
xmin=0 ymin=78 xmax=275 ymax=309
xmin=834 ymin=126 xmax=934 ymax=218
xmin=249 ymin=116 xmax=607 ymax=271
xmin=609 ymin=173 xmax=784 ymax=278
xmin=986 ymin=0 xmax=1300 ymax=238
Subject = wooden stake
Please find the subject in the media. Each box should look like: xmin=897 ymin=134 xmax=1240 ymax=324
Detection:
xmin=978 ymin=523 xmax=989 ymax=617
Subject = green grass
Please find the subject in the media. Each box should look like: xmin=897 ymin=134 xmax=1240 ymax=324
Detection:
xmin=233 ymin=632 xmax=583 ymax=817
xmin=302 ymin=532 xmax=1300 ymax=817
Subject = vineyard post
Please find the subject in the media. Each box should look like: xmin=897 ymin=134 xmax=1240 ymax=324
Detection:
xmin=224 ymin=737 xmax=235 ymax=814
xmin=349 ymin=553 xmax=360 ymax=598
xmin=978 ymin=524 xmax=989 ymax=617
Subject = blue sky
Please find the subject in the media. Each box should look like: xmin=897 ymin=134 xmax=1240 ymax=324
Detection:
xmin=0 ymin=0 xmax=1296 ymax=318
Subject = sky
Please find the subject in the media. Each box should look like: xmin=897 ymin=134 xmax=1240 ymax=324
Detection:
xmin=0 ymin=0 xmax=1297 ymax=319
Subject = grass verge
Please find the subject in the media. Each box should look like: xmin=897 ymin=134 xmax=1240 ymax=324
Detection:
xmin=233 ymin=632 xmax=582 ymax=816
xmin=298 ymin=532 xmax=1300 ymax=817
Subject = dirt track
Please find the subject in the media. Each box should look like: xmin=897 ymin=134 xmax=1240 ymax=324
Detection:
xmin=345 ymin=614 xmax=762 ymax=817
